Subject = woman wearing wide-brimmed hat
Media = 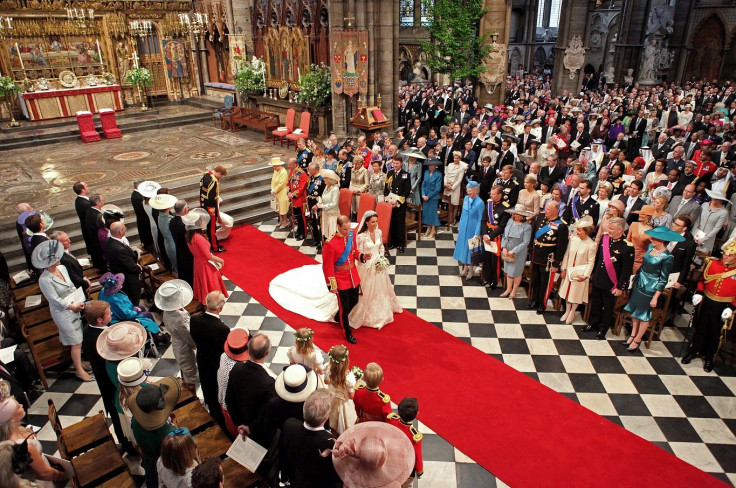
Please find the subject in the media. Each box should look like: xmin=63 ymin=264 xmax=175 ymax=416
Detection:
xmin=155 ymin=280 xmax=199 ymax=392
xmin=115 ymin=357 xmax=150 ymax=447
xmin=622 ymin=226 xmax=682 ymax=352
xmin=183 ymin=208 xmax=227 ymax=303
xmin=34 ymin=240 xmax=92 ymax=381
xmin=150 ymin=193 xmax=179 ymax=275
xmin=315 ymin=169 xmax=341 ymax=239
xmin=500 ymin=204 xmax=533 ymax=298
xmin=98 ymin=272 xmax=161 ymax=336
xmin=269 ymin=157 xmax=290 ymax=229
xmin=559 ymin=216 xmax=598 ymax=324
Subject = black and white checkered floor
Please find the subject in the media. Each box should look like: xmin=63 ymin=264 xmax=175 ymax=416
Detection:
xmin=27 ymin=219 xmax=736 ymax=487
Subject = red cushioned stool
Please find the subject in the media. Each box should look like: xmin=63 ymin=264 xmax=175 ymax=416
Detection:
xmin=99 ymin=108 xmax=122 ymax=139
xmin=75 ymin=111 xmax=100 ymax=142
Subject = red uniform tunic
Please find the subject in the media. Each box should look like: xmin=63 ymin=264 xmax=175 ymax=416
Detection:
xmin=694 ymin=159 xmax=717 ymax=178
xmin=692 ymin=258 xmax=736 ymax=360
xmin=387 ymin=413 xmax=423 ymax=476
xmin=322 ymin=231 xmax=361 ymax=291
xmin=288 ymin=168 xmax=308 ymax=207
xmin=353 ymin=385 xmax=391 ymax=423
xmin=697 ymin=258 xmax=736 ymax=306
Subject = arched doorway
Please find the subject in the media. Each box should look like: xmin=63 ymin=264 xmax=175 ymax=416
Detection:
xmin=135 ymin=24 xmax=168 ymax=96
xmin=533 ymin=47 xmax=547 ymax=72
xmin=684 ymin=16 xmax=725 ymax=81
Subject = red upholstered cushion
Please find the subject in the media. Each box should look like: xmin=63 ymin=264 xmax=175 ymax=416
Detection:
xmin=371 ymin=109 xmax=386 ymax=122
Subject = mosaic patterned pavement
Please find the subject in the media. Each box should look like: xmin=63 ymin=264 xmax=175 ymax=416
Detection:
xmin=25 ymin=219 xmax=736 ymax=487
xmin=0 ymin=123 xmax=291 ymax=219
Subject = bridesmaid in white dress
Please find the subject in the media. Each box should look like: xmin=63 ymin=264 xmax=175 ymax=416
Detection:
xmin=349 ymin=211 xmax=403 ymax=329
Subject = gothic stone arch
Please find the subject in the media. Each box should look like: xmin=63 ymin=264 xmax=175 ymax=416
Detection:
xmin=685 ymin=15 xmax=726 ymax=81
xmin=509 ymin=47 xmax=522 ymax=75
xmin=533 ymin=46 xmax=547 ymax=71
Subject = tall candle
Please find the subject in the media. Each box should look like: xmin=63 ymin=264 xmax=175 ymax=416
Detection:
xmin=15 ymin=43 xmax=24 ymax=70
xmin=96 ymin=40 xmax=103 ymax=66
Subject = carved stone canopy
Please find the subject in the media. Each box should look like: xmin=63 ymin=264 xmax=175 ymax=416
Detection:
xmin=563 ymin=35 xmax=586 ymax=80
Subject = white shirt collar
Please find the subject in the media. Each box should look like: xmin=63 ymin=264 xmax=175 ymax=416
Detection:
xmin=205 ymin=311 xmax=220 ymax=319
xmin=303 ymin=422 xmax=327 ymax=432
xmin=78 ymin=195 xmax=89 ymax=200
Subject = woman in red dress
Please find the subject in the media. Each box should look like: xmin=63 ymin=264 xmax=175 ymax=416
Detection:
xmin=183 ymin=208 xmax=227 ymax=303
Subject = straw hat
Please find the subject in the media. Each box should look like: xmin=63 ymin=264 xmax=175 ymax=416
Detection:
xmin=645 ymin=226 xmax=686 ymax=243
xmin=154 ymin=279 xmax=193 ymax=311
xmin=505 ymin=203 xmax=534 ymax=217
xmin=632 ymin=204 xmax=656 ymax=216
xmin=268 ymin=157 xmax=285 ymax=167
xmin=224 ymin=328 xmax=250 ymax=361
xmin=331 ymin=422 xmax=414 ymax=488
xmin=31 ymin=239 xmax=64 ymax=270
xmin=320 ymin=169 xmax=340 ymax=183
xmin=574 ymin=215 xmax=595 ymax=229
xmin=96 ymin=321 xmax=147 ymax=361
xmin=608 ymin=199 xmax=626 ymax=214
xmin=99 ymin=272 xmax=125 ymax=295
xmin=117 ymin=357 xmax=150 ymax=387
xmin=182 ymin=208 xmax=211 ymax=230
xmin=399 ymin=148 xmax=427 ymax=160
xmin=149 ymin=194 xmax=178 ymax=210
xmin=706 ymin=188 xmax=731 ymax=203
xmin=275 ymin=364 xmax=318 ymax=403
xmin=128 ymin=377 xmax=181 ymax=431
xmin=137 ymin=181 xmax=161 ymax=199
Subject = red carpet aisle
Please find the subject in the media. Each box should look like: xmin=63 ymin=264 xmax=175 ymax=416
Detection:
xmin=222 ymin=225 xmax=727 ymax=488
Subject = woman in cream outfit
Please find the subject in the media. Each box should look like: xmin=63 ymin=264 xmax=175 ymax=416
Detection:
xmin=317 ymin=169 xmax=341 ymax=239
xmin=559 ymin=216 xmax=598 ymax=324
xmin=444 ymin=151 xmax=468 ymax=226
xmin=349 ymin=155 xmax=369 ymax=215
xmin=269 ymin=157 xmax=289 ymax=229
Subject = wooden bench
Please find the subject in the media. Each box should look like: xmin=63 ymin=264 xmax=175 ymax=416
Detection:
xmin=48 ymin=400 xmax=110 ymax=459
xmin=70 ymin=440 xmax=129 ymax=488
xmin=406 ymin=202 xmax=423 ymax=243
xmin=228 ymin=108 xmax=280 ymax=141
xmin=22 ymin=317 xmax=71 ymax=389
xmin=172 ymin=398 xmax=215 ymax=434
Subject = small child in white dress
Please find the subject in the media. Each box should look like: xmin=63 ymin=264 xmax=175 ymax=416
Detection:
xmin=324 ymin=344 xmax=357 ymax=434
xmin=287 ymin=328 xmax=324 ymax=375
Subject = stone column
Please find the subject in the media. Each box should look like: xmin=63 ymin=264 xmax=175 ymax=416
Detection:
xmin=552 ymin=0 xmax=590 ymax=95
xmin=478 ymin=0 xmax=511 ymax=106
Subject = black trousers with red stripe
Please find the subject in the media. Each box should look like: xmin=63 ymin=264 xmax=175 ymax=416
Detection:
xmin=292 ymin=204 xmax=307 ymax=238
xmin=336 ymin=287 xmax=359 ymax=336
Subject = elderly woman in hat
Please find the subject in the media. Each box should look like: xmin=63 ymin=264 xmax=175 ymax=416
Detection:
xmin=155 ymin=280 xmax=198 ymax=392
xmin=421 ymin=158 xmax=443 ymax=239
xmin=0 ymin=380 xmax=69 ymax=486
xmin=97 ymin=272 xmax=165 ymax=341
xmin=217 ymin=328 xmax=249 ymax=436
xmin=150 ymin=194 xmax=179 ymax=274
xmin=559 ymin=216 xmax=597 ymax=324
xmin=453 ymin=181 xmax=484 ymax=280
xmin=269 ymin=157 xmax=290 ymax=229
xmin=315 ymin=169 xmax=341 ymax=239
xmin=623 ymin=226 xmax=681 ymax=352
xmin=139 ymin=180 xmax=163 ymax=256
xmin=444 ymin=151 xmax=468 ymax=226
xmin=184 ymin=208 xmax=227 ymax=303
xmin=499 ymin=204 xmax=533 ymax=298
xmin=34 ymin=240 xmax=92 ymax=381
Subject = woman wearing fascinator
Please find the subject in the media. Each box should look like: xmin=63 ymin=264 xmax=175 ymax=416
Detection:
xmin=348 ymin=211 xmax=403 ymax=330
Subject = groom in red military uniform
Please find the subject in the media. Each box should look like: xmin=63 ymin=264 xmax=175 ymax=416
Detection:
xmin=683 ymin=241 xmax=736 ymax=372
xmin=323 ymin=215 xmax=371 ymax=344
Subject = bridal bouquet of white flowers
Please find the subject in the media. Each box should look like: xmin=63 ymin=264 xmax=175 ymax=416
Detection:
xmin=374 ymin=255 xmax=390 ymax=273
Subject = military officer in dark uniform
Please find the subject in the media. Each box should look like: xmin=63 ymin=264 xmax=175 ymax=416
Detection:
xmin=306 ymin=162 xmax=325 ymax=251
xmin=562 ymin=179 xmax=600 ymax=227
xmin=529 ymin=201 xmax=568 ymax=314
xmin=385 ymin=158 xmax=412 ymax=253
xmin=480 ymin=185 xmax=510 ymax=289
xmin=494 ymin=165 xmax=521 ymax=206
xmin=296 ymin=138 xmax=313 ymax=170
xmin=583 ymin=217 xmax=634 ymax=339
xmin=338 ymin=149 xmax=353 ymax=189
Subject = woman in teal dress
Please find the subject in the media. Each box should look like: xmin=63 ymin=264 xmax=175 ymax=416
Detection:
xmin=421 ymin=158 xmax=442 ymax=239
xmin=453 ymin=181 xmax=484 ymax=280
xmin=622 ymin=226 xmax=683 ymax=353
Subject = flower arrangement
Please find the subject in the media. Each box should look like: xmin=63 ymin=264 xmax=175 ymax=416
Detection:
xmin=350 ymin=365 xmax=363 ymax=380
xmin=297 ymin=63 xmax=331 ymax=108
xmin=125 ymin=67 xmax=152 ymax=88
xmin=0 ymin=76 xmax=21 ymax=126
xmin=374 ymin=255 xmax=390 ymax=273
xmin=328 ymin=345 xmax=349 ymax=363
xmin=235 ymin=56 xmax=266 ymax=96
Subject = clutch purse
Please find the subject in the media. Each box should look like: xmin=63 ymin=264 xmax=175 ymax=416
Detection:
xmin=501 ymin=254 xmax=517 ymax=263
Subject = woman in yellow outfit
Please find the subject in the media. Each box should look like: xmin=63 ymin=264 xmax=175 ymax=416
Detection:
xmin=269 ymin=157 xmax=290 ymax=228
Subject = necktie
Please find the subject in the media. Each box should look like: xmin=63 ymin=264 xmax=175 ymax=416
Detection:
xmin=676 ymin=199 xmax=686 ymax=215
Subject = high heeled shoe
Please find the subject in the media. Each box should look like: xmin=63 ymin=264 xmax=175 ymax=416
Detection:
xmin=565 ymin=312 xmax=575 ymax=325
xmin=499 ymin=290 xmax=511 ymax=297
xmin=627 ymin=340 xmax=642 ymax=353
xmin=621 ymin=336 xmax=635 ymax=346
xmin=560 ymin=311 xmax=569 ymax=322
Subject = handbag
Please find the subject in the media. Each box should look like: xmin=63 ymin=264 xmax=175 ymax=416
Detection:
xmin=501 ymin=253 xmax=517 ymax=263
xmin=270 ymin=197 xmax=278 ymax=212
xmin=468 ymin=235 xmax=483 ymax=266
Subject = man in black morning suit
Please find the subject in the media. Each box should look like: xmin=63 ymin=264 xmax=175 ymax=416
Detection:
xmin=85 ymin=194 xmax=107 ymax=271
xmin=52 ymin=231 xmax=90 ymax=294
xmin=105 ymin=222 xmax=142 ymax=305
xmin=385 ymin=158 xmax=412 ymax=253
xmin=169 ymin=200 xmax=194 ymax=286
xmin=131 ymin=181 xmax=154 ymax=252
xmin=583 ymin=217 xmax=634 ymax=339
xmin=529 ymin=201 xmax=568 ymax=315
xmin=190 ymin=291 xmax=230 ymax=428
xmin=73 ymin=181 xmax=92 ymax=255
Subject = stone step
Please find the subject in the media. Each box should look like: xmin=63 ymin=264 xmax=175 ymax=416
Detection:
xmin=4 ymin=165 xmax=274 ymax=274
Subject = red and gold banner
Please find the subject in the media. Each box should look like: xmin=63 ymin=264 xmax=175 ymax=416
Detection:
xmin=330 ymin=29 xmax=368 ymax=96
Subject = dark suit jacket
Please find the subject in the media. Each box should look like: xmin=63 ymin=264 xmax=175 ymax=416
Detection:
xmin=105 ymin=237 xmax=141 ymax=303
xmin=82 ymin=325 xmax=118 ymax=412
xmin=651 ymin=141 xmax=673 ymax=161
xmin=225 ymin=361 xmax=276 ymax=440
xmin=131 ymin=190 xmax=154 ymax=247
xmin=495 ymin=150 xmax=515 ymax=173
xmin=670 ymin=232 xmax=697 ymax=286
xmin=279 ymin=418 xmax=341 ymax=488
xmin=570 ymin=130 xmax=591 ymax=151
xmin=541 ymin=125 xmax=557 ymax=143
xmin=29 ymin=234 xmax=48 ymax=275
xmin=85 ymin=208 xmax=105 ymax=269
xmin=190 ymin=313 xmax=230 ymax=409
xmin=170 ymin=216 xmax=194 ymax=286
xmin=75 ymin=196 xmax=91 ymax=228
xmin=619 ymin=195 xmax=645 ymax=226
xmin=608 ymin=138 xmax=628 ymax=153
xmin=517 ymin=133 xmax=537 ymax=155
xmin=60 ymin=252 xmax=89 ymax=292
xmin=658 ymin=180 xmax=685 ymax=200
xmin=479 ymin=166 xmax=495 ymax=200
xmin=385 ymin=168 xmax=412 ymax=201
xmin=540 ymin=165 xmax=564 ymax=184
xmin=712 ymin=150 xmax=736 ymax=166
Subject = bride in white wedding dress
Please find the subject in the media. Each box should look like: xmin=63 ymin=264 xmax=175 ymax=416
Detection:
xmin=348 ymin=211 xmax=403 ymax=329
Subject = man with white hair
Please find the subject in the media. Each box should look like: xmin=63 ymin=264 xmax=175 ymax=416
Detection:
xmin=105 ymin=221 xmax=142 ymax=305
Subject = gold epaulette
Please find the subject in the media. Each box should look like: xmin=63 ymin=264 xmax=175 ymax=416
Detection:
xmin=624 ymin=239 xmax=633 ymax=246
xmin=356 ymin=384 xmax=366 ymax=389
xmin=328 ymin=277 xmax=337 ymax=291
xmin=387 ymin=412 xmax=399 ymax=420
xmin=377 ymin=391 xmax=390 ymax=403
xmin=502 ymin=201 xmax=510 ymax=207
xmin=561 ymin=218 xmax=568 ymax=225
xmin=409 ymin=425 xmax=423 ymax=442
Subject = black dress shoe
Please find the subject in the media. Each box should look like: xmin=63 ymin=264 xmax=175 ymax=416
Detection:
xmin=704 ymin=359 xmax=714 ymax=372
xmin=527 ymin=302 xmax=538 ymax=310
xmin=581 ymin=324 xmax=597 ymax=332
xmin=346 ymin=333 xmax=357 ymax=344
xmin=536 ymin=307 xmax=545 ymax=315
xmin=479 ymin=280 xmax=489 ymax=287
xmin=398 ymin=246 xmax=405 ymax=253
xmin=294 ymin=234 xmax=304 ymax=241
xmin=212 ymin=247 xmax=227 ymax=253
xmin=680 ymin=351 xmax=696 ymax=364
xmin=595 ymin=331 xmax=607 ymax=340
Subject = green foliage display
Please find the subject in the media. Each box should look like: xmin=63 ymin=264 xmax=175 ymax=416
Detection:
xmin=297 ymin=63 xmax=331 ymax=107
xmin=419 ymin=0 xmax=491 ymax=81
xmin=125 ymin=67 xmax=152 ymax=88
xmin=235 ymin=56 xmax=266 ymax=95
xmin=0 ymin=76 xmax=21 ymax=99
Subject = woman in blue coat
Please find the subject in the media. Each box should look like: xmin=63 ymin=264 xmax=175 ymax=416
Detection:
xmin=453 ymin=181 xmax=484 ymax=280
xmin=421 ymin=158 xmax=442 ymax=239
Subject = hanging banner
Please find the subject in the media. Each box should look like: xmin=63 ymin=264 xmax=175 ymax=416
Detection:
xmin=229 ymin=34 xmax=248 ymax=77
xmin=330 ymin=29 xmax=368 ymax=96
xmin=162 ymin=39 xmax=188 ymax=78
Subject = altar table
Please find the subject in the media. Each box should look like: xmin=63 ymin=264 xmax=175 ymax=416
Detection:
xmin=20 ymin=85 xmax=123 ymax=121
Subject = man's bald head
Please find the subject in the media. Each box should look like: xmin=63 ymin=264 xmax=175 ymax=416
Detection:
xmin=110 ymin=221 xmax=125 ymax=237
xmin=16 ymin=203 xmax=32 ymax=214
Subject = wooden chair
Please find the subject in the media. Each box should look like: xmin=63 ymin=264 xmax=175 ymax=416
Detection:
xmin=339 ymin=188 xmax=352 ymax=218
xmin=95 ymin=471 xmax=137 ymax=488
xmin=211 ymin=95 xmax=235 ymax=128
xmin=272 ymin=108 xmax=295 ymax=146
xmin=21 ymin=313 xmax=69 ymax=389
xmin=376 ymin=202 xmax=392 ymax=251
xmin=221 ymin=458 xmax=261 ymax=487
xmin=193 ymin=425 xmax=233 ymax=459
xmin=48 ymin=400 xmax=110 ymax=459
xmin=70 ymin=440 xmax=128 ymax=488
xmin=172 ymin=398 xmax=215 ymax=434
xmin=406 ymin=202 xmax=423 ymax=243
xmin=285 ymin=111 xmax=311 ymax=148
xmin=356 ymin=193 xmax=376 ymax=224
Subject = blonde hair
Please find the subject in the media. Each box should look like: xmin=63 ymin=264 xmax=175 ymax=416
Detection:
xmin=294 ymin=328 xmax=315 ymax=356
xmin=353 ymin=155 xmax=364 ymax=167
xmin=524 ymin=175 xmax=538 ymax=189
xmin=119 ymin=384 xmax=142 ymax=411
xmin=363 ymin=362 xmax=384 ymax=389
xmin=653 ymin=195 xmax=669 ymax=208
xmin=327 ymin=345 xmax=350 ymax=390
